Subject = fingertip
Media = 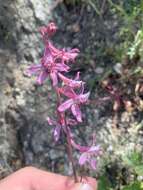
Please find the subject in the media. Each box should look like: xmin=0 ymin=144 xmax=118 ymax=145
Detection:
xmin=68 ymin=176 xmax=97 ymax=190
xmin=86 ymin=177 xmax=97 ymax=189
xmin=70 ymin=181 xmax=97 ymax=190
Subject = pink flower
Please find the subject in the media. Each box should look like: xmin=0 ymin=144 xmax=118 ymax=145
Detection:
xmin=26 ymin=63 xmax=48 ymax=85
xmin=58 ymin=72 xmax=84 ymax=88
xmin=48 ymin=44 xmax=79 ymax=63
xmin=59 ymin=48 xmax=80 ymax=63
xmin=71 ymin=138 xmax=101 ymax=170
xmin=78 ymin=145 xmax=101 ymax=170
xmin=39 ymin=23 xmax=79 ymax=63
xmin=47 ymin=41 xmax=61 ymax=57
xmin=47 ymin=117 xmax=62 ymax=142
xmin=47 ymin=117 xmax=77 ymax=141
xmin=58 ymin=86 xmax=90 ymax=122
xmin=26 ymin=21 xmax=101 ymax=172
xmin=26 ymin=22 xmax=80 ymax=86
xmin=26 ymin=46 xmax=69 ymax=86
xmin=39 ymin=22 xmax=57 ymax=37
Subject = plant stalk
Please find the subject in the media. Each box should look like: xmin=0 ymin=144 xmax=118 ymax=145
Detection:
xmin=54 ymin=86 xmax=78 ymax=183
xmin=65 ymin=124 xmax=78 ymax=183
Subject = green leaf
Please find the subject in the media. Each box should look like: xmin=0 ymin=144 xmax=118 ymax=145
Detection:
xmin=98 ymin=176 xmax=112 ymax=190
xmin=122 ymin=181 xmax=143 ymax=190
xmin=122 ymin=151 xmax=143 ymax=176
xmin=134 ymin=165 xmax=143 ymax=176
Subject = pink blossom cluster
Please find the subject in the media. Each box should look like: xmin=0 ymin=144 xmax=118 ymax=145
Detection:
xmin=26 ymin=22 xmax=101 ymax=170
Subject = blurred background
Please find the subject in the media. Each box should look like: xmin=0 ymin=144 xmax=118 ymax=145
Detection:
xmin=0 ymin=0 xmax=143 ymax=189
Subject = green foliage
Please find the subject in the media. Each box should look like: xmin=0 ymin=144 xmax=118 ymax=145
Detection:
xmin=98 ymin=175 xmax=143 ymax=190
xmin=107 ymin=0 xmax=127 ymax=16
xmin=106 ymin=0 xmax=143 ymax=62
xmin=122 ymin=181 xmax=143 ymax=190
xmin=98 ymin=150 xmax=143 ymax=190
xmin=122 ymin=150 xmax=143 ymax=176
xmin=127 ymin=30 xmax=143 ymax=60
xmin=98 ymin=176 xmax=113 ymax=190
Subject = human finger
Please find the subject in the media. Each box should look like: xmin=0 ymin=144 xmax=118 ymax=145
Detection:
xmin=0 ymin=167 xmax=97 ymax=190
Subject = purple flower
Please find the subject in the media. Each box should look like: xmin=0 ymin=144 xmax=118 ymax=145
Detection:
xmin=47 ymin=116 xmax=77 ymax=141
xmin=58 ymin=86 xmax=90 ymax=122
xmin=26 ymin=46 xmax=69 ymax=86
xmin=47 ymin=117 xmax=62 ymax=142
xmin=39 ymin=23 xmax=79 ymax=63
xmin=48 ymin=42 xmax=79 ymax=63
xmin=46 ymin=41 xmax=61 ymax=57
xmin=26 ymin=21 xmax=101 ymax=173
xmin=39 ymin=22 xmax=57 ymax=37
xmin=58 ymin=72 xmax=84 ymax=88
xmin=26 ymin=22 xmax=80 ymax=86
xmin=78 ymin=145 xmax=101 ymax=170
xmin=71 ymin=138 xmax=101 ymax=170
xmin=59 ymin=48 xmax=80 ymax=63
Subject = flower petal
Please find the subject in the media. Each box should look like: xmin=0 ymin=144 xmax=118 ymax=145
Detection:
xmin=79 ymin=153 xmax=88 ymax=165
xmin=71 ymin=104 xmax=82 ymax=122
xmin=58 ymin=99 xmax=74 ymax=112
xmin=88 ymin=145 xmax=101 ymax=153
xmin=50 ymin=72 xmax=58 ymax=86
xmin=58 ymin=87 xmax=76 ymax=98
xmin=47 ymin=117 xmax=57 ymax=126
xmin=54 ymin=125 xmax=61 ymax=142
xmin=25 ymin=64 xmax=42 ymax=76
xmin=62 ymin=48 xmax=80 ymax=62
xmin=36 ymin=71 xmax=48 ymax=85
xmin=71 ymin=139 xmax=89 ymax=152
xmin=90 ymin=159 xmax=97 ymax=170
xmin=42 ymin=47 xmax=53 ymax=65
xmin=48 ymin=41 xmax=61 ymax=56
xmin=66 ymin=118 xmax=77 ymax=126
xmin=58 ymin=73 xmax=83 ymax=88
xmin=55 ymin=63 xmax=70 ymax=72
xmin=74 ymin=72 xmax=80 ymax=80
xmin=78 ymin=92 xmax=90 ymax=103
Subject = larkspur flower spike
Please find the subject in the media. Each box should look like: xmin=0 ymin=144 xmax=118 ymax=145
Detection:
xmin=26 ymin=22 xmax=100 ymax=173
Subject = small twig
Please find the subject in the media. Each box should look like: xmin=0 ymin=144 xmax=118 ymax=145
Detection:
xmin=100 ymin=0 xmax=107 ymax=16
xmin=88 ymin=0 xmax=101 ymax=16
xmin=87 ymin=96 xmax=111 ymax=105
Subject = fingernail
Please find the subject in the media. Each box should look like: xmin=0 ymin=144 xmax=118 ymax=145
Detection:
xmin=79 ymin=183 xmax=94 ymax=190
xmin=71 ymin=182 xmax=95 ymax=190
